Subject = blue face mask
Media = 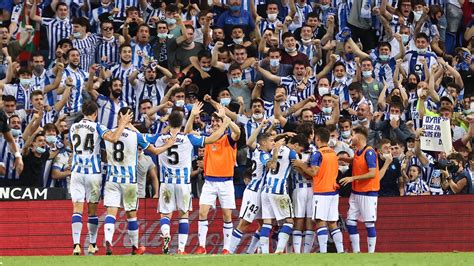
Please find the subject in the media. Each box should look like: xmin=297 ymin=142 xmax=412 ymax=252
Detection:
xmin=35 ymin=146 xmax=46 ymax=154
xmin=46 ymin=135 xmax=57 ymax=144
xmin=157 ymin=33 xmax=168 ymax=39
xmin=229 ymin=5 xmax=241 ymax=12
xmin=220 ymin=97 xmax=231 ymax=106
xmin=166 ymin=17 xmax=176 ymax=25
xmin=73 ymin=32 xmax=81 ymax=39
xmin=322 ymin=107 xmax=332 ymax=114
xmin=232 ymin=77 xmax=242 ymax=84
xmin=362 ymin=70 xmax=373 ymax=78
xmin=202 ymin=66 xmax=211 ymax=72
xmin=270 ymin=59 xmax=280 ymax=67
xmin=11 ymin=129 xmax=21 ymax=137
xmin=379 ymin=54 xmax=390 ymax=61
xmin=320 ymin=4 xmax=330 ymax=11
xmin=345 ymin=53 xmax=354 ymax=60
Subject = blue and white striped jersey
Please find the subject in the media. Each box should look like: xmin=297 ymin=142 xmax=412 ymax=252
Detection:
xmin=145 ymin=4 xmax=165 ymax=29
xmin=403 ymin=50 xmax=438 ymax=81
xmin=2 ymin=84 xmax=33 ymax=110
xmin=247 ymin=148 xmax=271 ymax=192
xmin=32 ymin=69 xmax=56 ymax=106
xmin=72 ymin=34 xmax=99 ymax=71
xmin=133 ymin=75 xmax=166 ymax=118
xmin=404 ymin=178 xmax=430 ymax=195
xmin=108 ymin=63 xmax=138 ymax=106
xmin=97 ymin=95 xmax=128 ymax=129
xmin=291 ymin=151 xmax=312 ymax=189
xmin=264 ymin=146 xmax=298 ymax=195
xmin=281 ymin=76 xmax=317 ymax=107
xmin=113 ymin=0 xmax=140 ymax=21
xmin=131 ymin=40 xmax=153 ymax=69
xmin=41 ymin=17 xmax=72 ymax=60
xmin=91 ymin=5 xmax=114 ymax=33
xmin=62 ymin=66 xmax=89 ymax=113
xmin=69 ymin=119 xmax=109 ymax=174
xmin=0 ymin=135 xmax=24 ymax=181
xmin=105 ymin=128 xmax=150 ymax=184
xmin=147 ymin=133 xmax=205 ymax=185
xmin=96 ymin=35 xmax=121 ymax=68
xmin=24 ymin=108 xmax=57 ymax=128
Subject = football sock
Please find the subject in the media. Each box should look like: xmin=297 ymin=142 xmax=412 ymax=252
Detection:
xmin=87 ymin=216 xmax=99 ymax=244
xmin=71 ymin=213 xmax=82 ymax=245
xmin=160 ymin=217 xmax=171 ymax=237
xmin=246 ymin=230 xmax=260 ymax=254
xmin=198 ymin=220 xmax=208 ymax=247
xmin=259 ymin=224 xmax=272 ymax=254
xmin=365 ymin=222 xmax=377 ymax=253
xmin=346 ymin=219 xmax=360 ymax=253
xmin=292 ymin=230 xmax=302 ymax=253
xmin=104 ymin=215 xmax=116 ymax=244
xmin=229 ymin=228 xmax=243 ymax=254
xmin=276 ymin=223 xmax=293 ymax=253
xmin=303 ymin=230 xmax=315 ymax=253
xmin=127 ymin=218 xmax=139 ymax=248
xmin=316 ymin=226 xmax=329 ymax=253
xmin=223 ymin=222 xmax=233 ymax=250
xmin=330 ymin=228 xmax=344 ymax=253
xmin=178 ymin=219 xmax=189 ymax=251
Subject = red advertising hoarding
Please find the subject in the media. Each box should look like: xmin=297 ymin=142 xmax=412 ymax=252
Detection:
xmin=1 ymin=195 xmax=474 ymax=256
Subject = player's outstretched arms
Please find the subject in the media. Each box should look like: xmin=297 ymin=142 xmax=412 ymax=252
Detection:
xmin=204 ymin=107 xmax=232 ymax=144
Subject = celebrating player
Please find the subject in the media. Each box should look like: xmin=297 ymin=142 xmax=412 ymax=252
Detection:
xmin=229 ymin=120 xmax=272 ymax=254
xmin=69 ymin=101 xmax=131 ymax=255
xmin=102 ymin=107 xmax=175 ymax=255
xmin=293 ymin=128 xmax=344 ymax=253
xmin=339 ymin=126 xmax=380 ymax=253
xmin=189 ymin=103 xmax=241 ymax=255
xmin=260 ymin=135 xmax=306 ymax=254
xmin=149 ymin=103 xmax=232 ymax=255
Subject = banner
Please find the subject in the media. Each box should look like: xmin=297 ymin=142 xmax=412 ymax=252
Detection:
xmin=0 ymin=187 xmax=68 ymax=201
xmin=420 ymin=116 xmax=452 ymax=152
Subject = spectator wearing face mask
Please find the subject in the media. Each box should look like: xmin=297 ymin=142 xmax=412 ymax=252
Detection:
xmin=373 ymin=101 xmax=415 ymax=142
xmin=216 ymin=0 xmax=255 ymax=43
xmin=377 ymin=138 xmax=402 ymax=196
xmin=327 ymin=124 xmax=354 ymax=158
xmin=441 ymin=153 xmax=473 ymax=194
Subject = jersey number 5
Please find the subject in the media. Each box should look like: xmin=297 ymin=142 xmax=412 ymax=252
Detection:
xmin=72 ymin=133 xmax=94 ymax=155
xmin=167 ymin=145 xmax=179 ymax=165
xmin=270 ymin=155 xmax=283 ymax=175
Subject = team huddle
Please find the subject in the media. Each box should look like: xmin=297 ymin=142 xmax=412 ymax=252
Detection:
xmin=69 ymin=98 xmax=379 ymax=256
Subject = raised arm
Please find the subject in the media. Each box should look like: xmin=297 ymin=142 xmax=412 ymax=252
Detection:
xmin=102 ymin=111 xmax=133 ymax=143
xmin=247 ymin=119 xmax=268 ymax=150
xmin=30 ymin=0 xmax=43 ymax=23
xmin=325 ymin=95 xmax=340 ymax=126
xmin=346 ymin=38 xmax=370 ymax=59
xmin=254 ymin=61 xmax=281 ymax=84
xmin=54 ymin=82 xmax=72 ymax=112
xmin=204 ymin=115 xmax=232 ymax=144
xmin=414 ymin=128 xmax=430 ymax=166
xmin=427 ymin=66 xmax=440 ymax=103
xmin=251 ymin=80 xmax=264 ymax=100
xmin=44 ymin=63 xmax=65 ymax=93
xmin=211 ymin=42 xmax=226 ymax=70
xmin=184 ymin=101 xmax=203 ymax=134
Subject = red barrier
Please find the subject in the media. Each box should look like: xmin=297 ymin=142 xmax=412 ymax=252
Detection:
xmin=1 ymin=195 xmax=474 ymax=256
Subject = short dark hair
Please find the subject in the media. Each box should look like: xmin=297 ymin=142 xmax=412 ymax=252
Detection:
xmin=139 ymin=99 xmax=152 ymax=107
xmin=250 ymin=98 xmax=264 ymax=107
xmin=447 ymin=152 xmax=465 ymax=166
xmin=198 ymin=49 xmax=212 ymax=61
xmin=333 ymin=61 xmax=346 ymax=70
xmin=168 ymin=111 xmax=184 ymax=128
xmin=379 ymin=42 xmax=392 ymax=51
xmin=348 ymin=82 xmax=363 ymax=92
xmin=30 ymin=90 xmax=44 ymax=100
xmin=56 ymin=2 xmax=68 ymax=11
xmin=57 ymin=38 xmax=73 ymax=48
xmin=352 ymin=126 xmax=368 ymax=139
xmin=326 ymin=124 xmax=337 ymax=133
xmin=415 ymin=32 xmax=429 ymax=42
xmin=296 ymin=122 xmax=314 ymax=136
xmin=289 ymin=134 xmax=309 ymax=150
xmin=72 ymin=17 xmax=89 ymax=28
xmin=166 ymin=4 xmax=179 ymax=13
xmin=118 ymin=107 xmax=134 ymax=118
xmin=2 ymin=95 xmax=16 ymax=103
xmin=126 ymin=6 xmax=140 ymax=14
xmin=119 ymin=44 xmax=132 ymax=53
xmin=257 ymin=132 xmax=272 ymax=144
xmin=315 ymin=127 xmax=330 ymax=143
xmin=67 ymin=48 xmax=79 ymax=58
xmin=268 ymin=47 xmax=281 ymax=55
xmin=228 ymin=63 xmax=241 ymax=73
xmin=82 ymin=101 xmax=98 ymax=116
xmin=390 ymin=101 xmax=404 ymax=112
xmin=282 ymin=32 xmax=295 ymax=42
xmin=44 ymin=123 xmax=59 ymax=134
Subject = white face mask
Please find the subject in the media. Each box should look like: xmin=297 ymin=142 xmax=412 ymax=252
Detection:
xmin=414 ymin=10 xmax=423 ymax=22
xmin=318 ymin=86 xmax=330 ymax=96
xmin=233 ymin=38 xmax=243 ymax=44
xmin=253 ymin=113 xmax=263 ymax=120
xmin=301 ymin=38 xmax=312 ymax=45
xmin=391 ymin=114 xmax=400 ymax=121
xmin=417 ymin=88 xmax=424 ymax=98
xmin=339 ymin=165 xmax=349 ymax=173
xmin=175 ymin=100 xmax=185 ymax=107
xmin=328 ymin=138 xmax=337 ymax=147
xmin=270 ymin=58 xmax=280 ymax=68
xmin=267 ymin=13 xmax=277 ymax=21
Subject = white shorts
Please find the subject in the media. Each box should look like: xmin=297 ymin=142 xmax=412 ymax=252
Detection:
xmin=292 ymin=187 xmax=313 ymax=218
xmin=103 ymin=182 xmax=138 ymax=212
xmin=239 ymin=189 xmax=262 ymax=223
xmin=261 ymin=192 xmax=293 ymax=221
xmin=199 ymin=179 xmax=236 ymax=209
xmin=159 ymin=183 xmax=192 ymax=214
xmin=347 ymin=193 xmax=378 ymax=222
xmin=70 ymin=173 xmax=102 ymax=203
xmin=312 ymin=194 xmax=339 ymax=222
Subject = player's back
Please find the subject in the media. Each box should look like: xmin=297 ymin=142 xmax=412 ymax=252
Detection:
xmin=291 ymin=151 xmax=312 ymax=189
xmin=151 ymin=133 xmax=204 ymax=184
xmin=265 ymin=146 xmax=297 ymax=195
xmin=105 ymin=128 xmax=148 ymax=184
xmin=313 ymin=146 xmax=339 ymax=193
xmin=247 ymin=148 xmax=271 ymax=192
xmin=69 ymin=119 xmax=108 ymax=174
